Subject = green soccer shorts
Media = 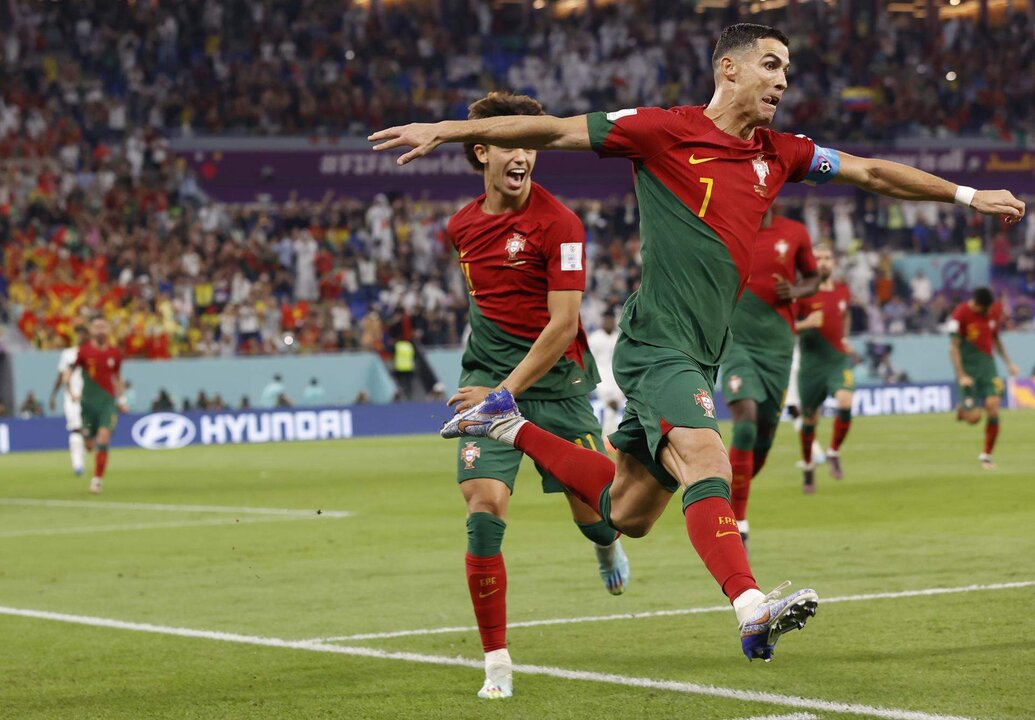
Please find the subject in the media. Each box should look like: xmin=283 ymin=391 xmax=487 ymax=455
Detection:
xmin=959 ymin=366 xmax=1004 ymax=409
xmin=455 ymin=394 xmax=606 ymax=493
xmin=721 ymin=339 xmax=792 ymax=428
xmin=82 ymin=395 xmax=119 ymax=439
xmin=798 ymin=353 xmax=854 ymax=416
xmin=608 ymin=333 xmax=720 ymax=493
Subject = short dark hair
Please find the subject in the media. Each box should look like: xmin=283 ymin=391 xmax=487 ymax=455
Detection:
xmin=712 ymin=23 xmax=790 ymax=70
xmin=972 ymin=287 xmax=994 ymax=309
xmin=463 ymin=92 xmax=545 ymax=172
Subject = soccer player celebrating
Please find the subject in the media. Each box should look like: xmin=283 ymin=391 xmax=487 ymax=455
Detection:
xmin=795 ymin=246 xmax=854 ymax=493
xmin=66 ymin=318 xmax=127 ymax=494
xmin=947 ymin=287 xmax=1019 ymax=469
xmin=49 ymin=325 xmax=89 ymax=477
xmin=371 ymin=23 xmax=1025 ymax=662
xmin=722 ymin=210 xmax=820 ymax=547
xmin=445 ymin=92 xmax=630 ymax=699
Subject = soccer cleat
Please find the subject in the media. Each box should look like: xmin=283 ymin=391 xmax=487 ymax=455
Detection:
xmin=441 ymin=389 xmax=524 ymax=443
xmin=740 ymin=581 xmax=819 ymax=662
xmin=477 ymin=649 xmax=513 ymax=699
xmin=89 ymin=477 xmax=103 ymax=494
xmin=979 ymin=453 xmax=995 ymax=470
xmin=595 ymin=538 xmax=630 ymax=595
xmin=827 ymin=450 xmax=843 ymax=480
xmin=73 ymin=467 xmax=84 ymax=477
xmin=802 ymin=465 xmax=815 ymax=494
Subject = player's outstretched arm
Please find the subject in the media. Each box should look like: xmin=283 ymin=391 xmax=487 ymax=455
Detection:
xmin=369 ymin=115 xmax=590 ymax=165
xmin=833 ymin=152 xmax=1025 ymax=225
xmin=993 ymin=336 xmax=1020 ymax=377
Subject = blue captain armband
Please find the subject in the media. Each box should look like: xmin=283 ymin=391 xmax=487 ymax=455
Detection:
xmin=803 ymin=145 xmax=840 ymax=185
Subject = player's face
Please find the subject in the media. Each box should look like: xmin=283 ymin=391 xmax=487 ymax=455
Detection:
xmin=477 ymin=144 xmax=537 ymax=200
xmin=90 ymin=320 xmax=110 ymax=345
xmin=815 ymin=249 xmax=835 ymax=277
xmin=734 ymin=38 xmax=789 ymax=127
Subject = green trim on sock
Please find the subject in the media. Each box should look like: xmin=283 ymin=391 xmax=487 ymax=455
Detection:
xmin=597 ymin=482 xmax=614 ymax=529
xmin=987 ymin=416 xmax=1000 ymax=426
xmin=836 ymin=409 xmax=852 ymax=423
xmin=681 ymin=477 xmax=731 ymax=513
xmin=731 ymin=421 xmax=757 ymax=451
xmin=577 ymin=519 xmax=618 ymax=546
xmin=97 ymin=444 xmax=109 ymax=453
xmin=802 ymin=423 xmax=816 ymax=434
xmin=466 ymin=512 xmax=506 ymax=557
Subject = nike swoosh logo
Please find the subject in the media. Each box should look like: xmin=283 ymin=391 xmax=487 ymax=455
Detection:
xmin=689 ymin=155 xmax=717 ymax=165
xmin=715 ymin=530 xmax=740 ymax=538
xmin=478 ymin=588 xmax=500 ymax=598
xmin=458 ymin=420 xmax=482 ymax=433
xmin=459 ymin=249 xmax=468 ymax=258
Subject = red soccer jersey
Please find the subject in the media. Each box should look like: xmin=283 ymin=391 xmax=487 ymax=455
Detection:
xmin=447 ymin=182 xmax=590 ymax=367
xmin=746 ymin=216 xmax=817 ymax=329
xmin=799 ymin=283 xmax=852 ymax=355
xmin=949 ymin=301 xmax=1004 ymax=356
xmin=75 ymin=342 xmax=123 ymax=398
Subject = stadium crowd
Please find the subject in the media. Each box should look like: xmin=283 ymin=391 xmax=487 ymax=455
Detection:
xmin=0 ymin=0 xmax=1033 ymax=143
xmin=2 ymin=0 xmax=1035 ymax=363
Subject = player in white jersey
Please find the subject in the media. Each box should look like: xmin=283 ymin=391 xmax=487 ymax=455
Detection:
xmin=587 ymin=313 xmax=625 ymax=438
xmin=49 ymin=326 xmax=88 ymax=476
xmin=784 ymin=338 xmax=825 ymax=467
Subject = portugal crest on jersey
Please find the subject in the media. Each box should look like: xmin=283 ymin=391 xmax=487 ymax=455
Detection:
xmin=775 ymin=239 xmax=789 ymax=259
xmin=727 ymin=375 xmax=742 ymax=394
xmin=504 ymin=233 xmax=527 ymax=264
xmin=462 ymin=441 xmax=481 ymax=470
xmin=694 ymin=389 xmax=716 ymax=419
xmin=752 ymin=154 xmax=770 ymax=197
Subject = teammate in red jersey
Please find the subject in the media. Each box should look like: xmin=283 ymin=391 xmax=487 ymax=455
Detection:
xmin=795 ymin=247 xmax=855 ymax=492
xmin=372 ymin=23 xmax=1025 ymax=662
xmin=722 ymin=210 xmax=820 ymax=547
xmin=948 ymin=288 xmax=1019 ymax=469
xmin=67 ymin=318 xmax=127 ymax=493
xmin=445 ymin=92 xmax=628 ymax=699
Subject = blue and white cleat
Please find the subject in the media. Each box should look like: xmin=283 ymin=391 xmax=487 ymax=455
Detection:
xmin=441 ymin=389 xmax=525 ymax=442
xmin=73 ymin=467 xmax=84 ymax=477
xmin=477 ymin=649 xmax=513 ymax=699
xmin=740 ymin=582 xmax=819 ymax=662
xmin=595 ymin=538 xmax=631 ymax=595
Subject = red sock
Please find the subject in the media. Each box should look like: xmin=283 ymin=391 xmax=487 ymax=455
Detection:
xmin=984 ymin=417 xmax=1000 ymax=455
xmin=95 ymin=449 xmax=109 ymax=478
xmin=729 ymin=448 xmax=754 ymax=521
xmin=684 ymin=497 xmax=758 ymax=601
xmin=800 ymin=424 xmax=816 ymax=464
xmin=465 ymin=553 xmax=507 ymax=652
xmin=831 ymin=418 xmax=851 ymax=451
xmin=514 ymin=423 xmax=615 ymax=509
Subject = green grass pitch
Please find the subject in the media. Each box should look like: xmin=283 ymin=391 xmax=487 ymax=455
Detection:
xmin=1 ymin=411 xmax=1034 ymax=719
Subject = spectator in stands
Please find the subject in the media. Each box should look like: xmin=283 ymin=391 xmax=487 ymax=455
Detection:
xmin=152 ymin=389 xmax=175 ymax=412
xmin=909 ymin=271 xmax=933 ymax=307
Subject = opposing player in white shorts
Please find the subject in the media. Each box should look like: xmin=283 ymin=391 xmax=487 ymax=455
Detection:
xmin=785 ymin=338 xmax=825 ymax=467
xmin=49 ymin=327 xmax=87 ymax=476
xmin=587 ymin=313 xmax=625 ymax=439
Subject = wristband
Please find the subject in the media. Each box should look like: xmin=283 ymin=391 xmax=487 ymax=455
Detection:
xmin=954 ymin=185 xmax=976 ymax=207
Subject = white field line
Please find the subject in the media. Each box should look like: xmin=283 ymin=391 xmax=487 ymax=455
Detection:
xmin=734 ymin=714 xmax=819 ymax=720
xmin=0 ymin=516 xmax=301 ymax=539
xmin=0 ymin=605 xmax=975 ymax=720
xmin=312 ymin=580 xmax=1035 ymax=643
xmin=0 ymin=498 xmax=352 ymax=519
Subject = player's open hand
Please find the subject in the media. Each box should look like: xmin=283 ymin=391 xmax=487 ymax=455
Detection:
xmin=959 ymin=373 xmax=974 ymax=388
xmin=971 ymin=190 xmax=1025 ymax=225
xmin=368 ymin=123 xmax=444 ymax=165
xmin=799 ymin=310 xmax=823 ymax=330
xmin=448 ymin=386 xmax=494 ymax=412
xmin=1008 ymin=362 xmax=1020 ymax=378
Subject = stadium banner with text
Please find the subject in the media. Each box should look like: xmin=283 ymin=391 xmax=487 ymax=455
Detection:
xmin=179 ymin=147 xmax=1035 ymax=202
xmin=893 ymin=253 xmax=990 ymax=292
xmin=0 ymin=382 xmax=968 ymax=455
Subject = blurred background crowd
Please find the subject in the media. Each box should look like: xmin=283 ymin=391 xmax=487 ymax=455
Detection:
xmin=2 ymin=0 xmax=1034 ymax=368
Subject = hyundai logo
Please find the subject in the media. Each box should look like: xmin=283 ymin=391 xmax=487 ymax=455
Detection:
xmin=131 ymin=413 xmax=197 ymax=450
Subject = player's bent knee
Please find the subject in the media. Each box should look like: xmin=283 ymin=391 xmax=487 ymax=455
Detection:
xmin=608 ymin=509 xmax=653 ymax=538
